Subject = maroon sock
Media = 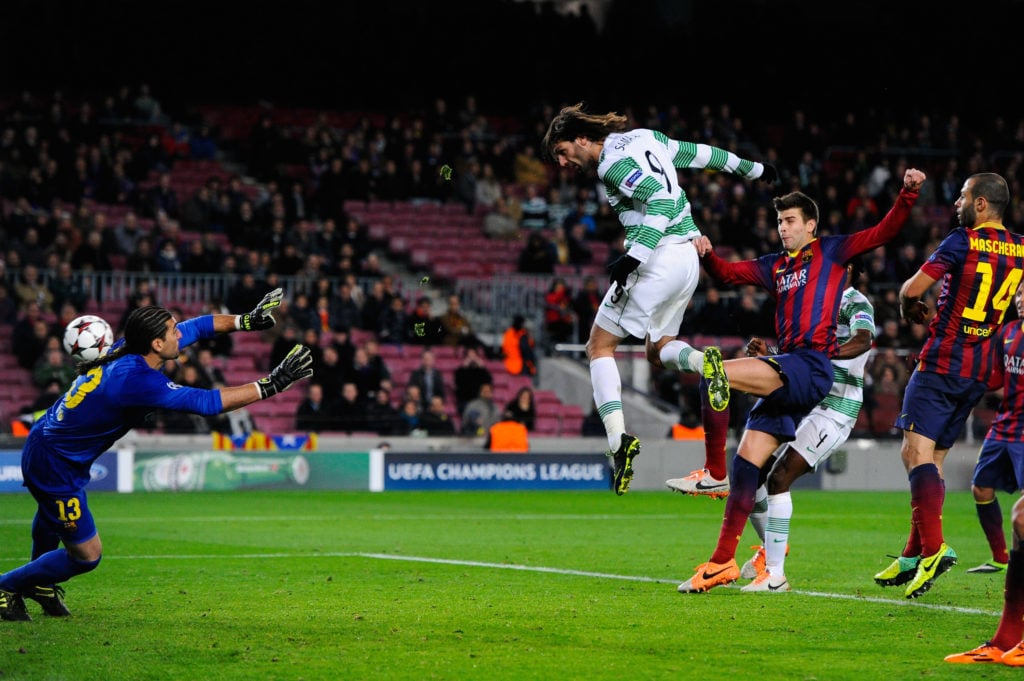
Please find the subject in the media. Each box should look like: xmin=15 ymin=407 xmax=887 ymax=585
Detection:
xmin=977 ymin=498 xmax=1009 ymax=564
xmin=908 ymin=463 xmax=944 ymax=556
xmin=992 ymin=549 xmax=1024 ymax=649
xmin=700 ymin=376 xmax=729 ymax=480
xmin=709 ymin=456 xmax=759 ymax=565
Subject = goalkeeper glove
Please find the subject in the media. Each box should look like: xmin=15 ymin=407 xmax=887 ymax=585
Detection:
xmin=239 ymin=288 xmax=283 ymax=331
xmin=256 ymin=344 xmax=314 ymax=399
xmin=759 ymin=163 xmax=778 ymax=185
xmin=607 ymin=254 xmax=641 ymax=288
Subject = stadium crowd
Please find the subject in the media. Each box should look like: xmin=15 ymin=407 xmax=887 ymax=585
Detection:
xmin=1 ymin=83 xmax=1024 ymax=439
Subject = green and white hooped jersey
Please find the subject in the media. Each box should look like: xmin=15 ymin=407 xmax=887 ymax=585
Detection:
xmin=598 ymin=129 xmax=763 ymax=263
xmin=819 ymin=287 xmax=875 ymax=421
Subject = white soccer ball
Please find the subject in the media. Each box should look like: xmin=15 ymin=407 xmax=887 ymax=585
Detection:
xmin=63 ymin=315 xmax=114 ymax=363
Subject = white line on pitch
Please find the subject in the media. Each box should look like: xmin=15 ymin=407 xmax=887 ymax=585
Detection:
xmin=8 ymin=550 xmax=991 ymax=618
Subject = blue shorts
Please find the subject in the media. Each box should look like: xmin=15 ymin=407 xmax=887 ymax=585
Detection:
xmin=894 ymin=371 xmax=988 ymax=448
xmin=972 ymin=438 xmax=1024 ymax=494
xmin=745 ymin=348 xmax=834 ymax=442
xmin=25 ymin=483 xmax=98 ymax=546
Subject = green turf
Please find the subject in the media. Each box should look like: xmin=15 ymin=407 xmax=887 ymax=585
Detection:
xmin=0 ymin=489 xmax=1019 ymax=680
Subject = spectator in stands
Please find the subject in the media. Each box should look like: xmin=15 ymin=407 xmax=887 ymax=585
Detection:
xmin=192 ymin=347 xmax=226 ymax=388
xmin=270 ymin=324 xmax=302 ymax=371
xmin=474 ymin=162 xmax=503 ymax=213
xmin=125 ymin=236 xmax=157 ymax=273
xmin=0 ymin=282 xmax=18 ymax=325
xmin=453 ymin=157 xmax=480 ymax=215
xmin=328 ymin=327 xmax=356 ymax=374
xmin=691 ymin=286 xmax=733 ymax=336
xmin=461 ymin=382 xmax=501 ymax=436
xmin=566 ymin=221 xmax=593 ymax=267
xmin=295 ymin=382 xmax=335 ymax=432
xmin=155 ymin=239 xmax=183 ymax=273
xmin=14 ymin=263 xmax=54 ymax=313
xmin=286 ymin=291 xmax=319 ymax=332
xmin=483 ymin=195 xmax=522 ymax=241
xmin=180 ymin=184 xmax=215 ymax=232
xmin=350 ymin=342 xmax=390 ymax=398
xmin=513 ymin=144 xmax=547 ymax=186
xmin=189 ymin=124 xmax=218 ymax=161
xmin=420 ymin=395 xmax=457 ymax=436
xmin=112 ymin=211 xmax=144 ymax=256
xmin=32 ymin=347 xmax=77 ymax=392
xmin=329 ymin=281 xmax=362 ymax=332
xmin=572 ymin=275 xmax=601 ymax=345
xmin=313 ymin=344 xmax=346 ymax=402
xmin=142 ymin=172 xmax=180 ymax=220
xmin=71 ymin=228 xmax=113 ymax=270
xmin=519 ymin=183 xmax=550 ymax=231
xmin=22 ymin=379 xmax=63 ymax=416
xmin=226 ymin=272 xmax=267 ymax=315
xmin=870 ymin=347 xmax=910 ymax=389
xmin=501 ymin=314 xmax=537 ymax=377
xmin=543 ymin=278 xmax=575 ymax=346
xmin=407 ymin=296 xmax=443 ymax=346
xmin=517 ymin=232 xmax=556 ymax=274
xmin=454 ymin=345 xmax=493 ymax=414
xmin=182 ymin=236 xmax=220 ymax=274
xmin=397 ymin=398 xmax=424 ymax=435
xmin=48 ymin=261 xmax=88 ymax=312
xmin=365 ymin=386 xmax=404 ymax=435
xmin=360 ymin=280 xmax=390 ymax=332
xmin=503 ymin=386 xmax=537 ymax=432
xmin=12 ymin=302 xmax=52 ymax=370
xmin=334 ymin=381 xmax=368 ymax=434
xmin=377 ymin=295 xmax=410 ymax=347
xmin=438 ymin=294 xmax=481 ymax=350
xmin=408 ymin=349 xmax=446 ymax=409
xmin=874 ymin=319 xmax=906 ymax=349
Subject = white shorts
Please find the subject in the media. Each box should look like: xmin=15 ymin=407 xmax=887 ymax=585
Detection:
xmin=594 ymin=240 xmax=699 ymax=342
xmin=777 ymin=407 xmax=854 ymax=470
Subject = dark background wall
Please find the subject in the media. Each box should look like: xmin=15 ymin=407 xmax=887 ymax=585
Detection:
xmin=3 ymin=0 xmax=1019 ymax=122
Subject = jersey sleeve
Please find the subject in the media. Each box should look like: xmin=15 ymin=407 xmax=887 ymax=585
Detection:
xmin=847 ymin=295 xmax=876 ymax=337
xmin=702 ymin=250 xmax=774 ymax=289
xmin=177 ymin=315 xmax=217 ymax=349
xmin=665 ymin=134 xmax=762 ymax=179
xmin=119 ymin=365 xmax=224 ymax=415
xmin=836 ymin=186 xmax=919 ymax=262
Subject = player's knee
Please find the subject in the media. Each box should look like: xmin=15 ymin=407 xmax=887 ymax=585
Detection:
xmin=72 ymin=554 xmax=102 ymax=576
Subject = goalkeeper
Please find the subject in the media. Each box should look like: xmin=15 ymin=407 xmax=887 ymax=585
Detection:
xmin=0 ymin=289 xmax=314 ymax=622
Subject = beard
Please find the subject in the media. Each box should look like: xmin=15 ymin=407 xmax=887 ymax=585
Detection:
xmin=958 ymin=204 xmax=975 ymax=227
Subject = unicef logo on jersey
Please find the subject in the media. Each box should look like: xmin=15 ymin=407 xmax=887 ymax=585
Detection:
xmin=89 ymin=462 xmax=109 ymax=482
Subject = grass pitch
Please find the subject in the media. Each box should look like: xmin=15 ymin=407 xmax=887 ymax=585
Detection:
xmin=0 ymin=488 xmax=1018 ymax=680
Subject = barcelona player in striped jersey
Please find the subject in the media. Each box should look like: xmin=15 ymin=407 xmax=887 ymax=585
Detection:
xmin=675 ymin=167 xmax=926 ymax=593
xmin=875 ymin=173 xmax=1024 ymax=600
xmin=0 ymin=291 xmax=314 ymax=622
xmin=946 ymin=281 xmax=1024 ymax=665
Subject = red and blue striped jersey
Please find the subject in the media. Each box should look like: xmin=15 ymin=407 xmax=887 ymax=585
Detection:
xmin=987 ymin=320 xmax=1024 ymax=441
xmin=702 ymin=187 xmax=918 ymax=356
xmin=916 ymin=223 xmax=1024 ymax=379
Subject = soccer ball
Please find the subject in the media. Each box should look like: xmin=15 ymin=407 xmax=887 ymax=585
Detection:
xmin=63 ymin=315 xmax=114 ymax=363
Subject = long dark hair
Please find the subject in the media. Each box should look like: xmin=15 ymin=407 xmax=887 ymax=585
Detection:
xmin=541 ymin=102 xmax=628 ymax=161
xmin=77 ymin=305 xmax=172 ymax=374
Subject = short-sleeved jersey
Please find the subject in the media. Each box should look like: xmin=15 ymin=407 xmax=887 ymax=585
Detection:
xmin=916 ymin=223 xmax=1024 ymax=380
xmin=23 ymin=316 xmax=224 ymax=491
xmin=599 ymin=129 xmax=762 ymax=263
xmin=987 ymin=319 xmax=1024 ymax=441
xmin=703 ymin=187 xmax=917 ymax=356
xmin=819 ymin=287 xmax=875 ymax=421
